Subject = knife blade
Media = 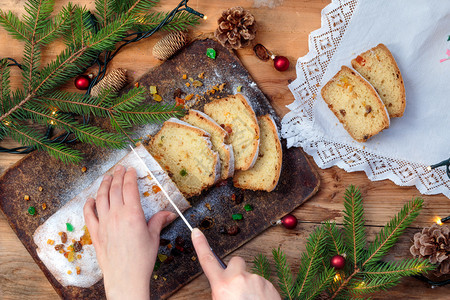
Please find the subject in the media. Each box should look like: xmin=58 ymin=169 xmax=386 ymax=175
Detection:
xmin=129 ymin=145 xmax=227 ymax=269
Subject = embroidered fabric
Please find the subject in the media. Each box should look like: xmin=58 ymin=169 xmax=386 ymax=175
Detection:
xmin=281 ymin=0 xmax=450 ymax=197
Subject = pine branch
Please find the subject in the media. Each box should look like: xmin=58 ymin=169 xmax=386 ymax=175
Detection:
xmin=362 ymin=258 xmax=434 ymax=279
xmin=324 ymin=221 xmax=346 ymax=256
xmin=132 ymin=11 xmax=200 ymax=32
xmin=0 ymin=10 xmax=31 ymax=41
xmin=111 ymin=86 xmax=146 ymax=110
xmin=95 ymin=0 xmax=116 ymax=27
xmin=272 ymin=247 xmax=295 ymax=300
xmin=348 ymin=275 xmax=400 ymax=295
xmin=364 ymin=198 xmax=423 ymax=267
xmin=252 ymin=254 xmax=272 ymax=283
xmin=63 ymin=6 xmax=93 ymax=46
xmin=124 ymin=0 xmax=159 ymax=15
xmin=343 ymin=185 xmax=366 ymax=270
xmin=4 ymin=122 xmax=82 ymax=163
xmin=35 ymin=3 xmax=74 ymax=46
xmin=303 ymin=267 xmax=335 ymax=300
xmin=22 ymin=102 xmax=125 ymax=148
xmin=114 ymin=103 xmax=184 ymax=127
xmin=294 ymin=225 xmax=328 ymax=298
xmin=0 ymin=59 xmax=11 ymax=114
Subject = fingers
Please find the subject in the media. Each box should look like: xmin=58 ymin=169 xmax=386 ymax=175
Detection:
xmin=122 ymin=167 xmax=141 ymax=208
xmin=109 ymin=165 xmax=126 ymax=208
xmin=191 ymin=228 xmax=223 ymax=284
xmin=227 ymin=256 xmax=247 ymax=273
xmin=147 ymin=211 xmax=177 ymax=241
xmin=83 ymin=198 xmax=99 ymax=244
xmin=96 ymin=174 xmax=112 ymax=219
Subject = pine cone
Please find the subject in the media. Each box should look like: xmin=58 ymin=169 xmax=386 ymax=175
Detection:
xmin=90 ymin=68 xmax=127 ymax=97
xmin=214 ymin=6 xmax=257 ymax=50
xmin=152 ymin=31 xmax=187 ymax=61
xmin=410 ymin=223 xmax=450 ymax=276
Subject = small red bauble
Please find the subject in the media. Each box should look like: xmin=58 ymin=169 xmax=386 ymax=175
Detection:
xmin=273 ymin=55 xmax=289 ymax=72
xmin=74 ymin=75 xmax=91 ymax=90
xmin=330 ymin=255 xmax=346 ymax=270
xmin=281 ymin=214 xmax=298 ymax=229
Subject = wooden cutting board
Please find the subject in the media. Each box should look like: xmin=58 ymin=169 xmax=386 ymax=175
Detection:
xmin=0 ymin=39 xmax=320 ymax=299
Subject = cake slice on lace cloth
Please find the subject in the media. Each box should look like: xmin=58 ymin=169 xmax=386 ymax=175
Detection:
xmin=351 ymin=43 xmax=406 ymax=118
xmin=321 ymin=66 xmax=390 ymax=142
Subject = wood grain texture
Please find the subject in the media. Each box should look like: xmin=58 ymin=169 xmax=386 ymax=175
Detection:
xmin=1 ymin=0 xmax=449 ymax=299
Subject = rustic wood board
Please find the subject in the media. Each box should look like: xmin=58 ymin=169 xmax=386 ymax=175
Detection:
xmin=0 ymin=39 xmax=320 ymax=299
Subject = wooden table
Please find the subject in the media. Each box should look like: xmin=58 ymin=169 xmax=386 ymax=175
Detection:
xmin=1 ymin=0 xmax=449 ymax=299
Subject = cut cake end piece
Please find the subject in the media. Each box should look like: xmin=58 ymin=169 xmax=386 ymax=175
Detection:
xmin=351 ymin=43 xmax=405 ymax=117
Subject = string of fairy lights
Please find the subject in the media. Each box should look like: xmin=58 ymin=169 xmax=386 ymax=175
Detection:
xmin=0 ymin=0 xmax=206 ymax=154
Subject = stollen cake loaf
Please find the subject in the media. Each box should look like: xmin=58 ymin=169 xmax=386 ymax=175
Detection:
xmin=33 ymin=145 xmax=189 ymax=288
xmin=321 ymin=66 xmax=390 ymax=142
xmin=203 ymin=94 xmax=259 ymax=171
xmin=351 ymin=43 xmax=405 ymax=117
xmin=147 ymin=118 xmax=221 ymax=197
xmin=233 ymin=115 xmax=282 ymax=192
xmin=182 ymin=109 xmax=234 ymax=180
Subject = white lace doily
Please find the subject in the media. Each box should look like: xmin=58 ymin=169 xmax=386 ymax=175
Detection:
xmin=281 ymin=0 xmax=450 ymax=198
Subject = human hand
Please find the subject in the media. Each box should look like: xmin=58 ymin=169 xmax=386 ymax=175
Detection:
xmin=191 ymin=228 xmax=281 ymax=300
xmin=83 ymin=165 xmax=176 ymax=300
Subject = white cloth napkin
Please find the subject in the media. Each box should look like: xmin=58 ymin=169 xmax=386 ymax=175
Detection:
xmin=281 ymin=0 xmax=450 ymax=197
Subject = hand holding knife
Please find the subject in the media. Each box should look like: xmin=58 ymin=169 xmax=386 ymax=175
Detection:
xmin=129 ymin=145 xmax=227 ymax=269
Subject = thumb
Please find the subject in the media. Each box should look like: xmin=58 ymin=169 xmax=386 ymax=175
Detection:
xmin=191 ymin=228 xmax=223 ymax=285
xmin=147 ymin=211 xmax=177 ymax=242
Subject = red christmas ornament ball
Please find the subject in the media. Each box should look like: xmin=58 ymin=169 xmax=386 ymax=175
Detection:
xmin=330 ymin=255 xmax=346 ymax=270
xmin=281 ymin=214 xmax=298 ymax=229
xmin=273 ymin=55 xmax=289 ymax=71
xmin=74 ymin=75 xmax=91 ymax=90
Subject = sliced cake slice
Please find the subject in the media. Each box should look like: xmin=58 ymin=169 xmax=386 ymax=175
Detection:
xmin=351 ymin=43 xmax=405 ymax=117
xmin=233 ymin=115 xmax=282 ymax=192
xmin=146 ymin=118 xmax=221 ymax=197
xmin=203 ymin=94 xmax=259 ymax=171
xmin=321 ymin=66 xmax=390 ymax=142
xmin=182 ymin=109 xmax=234 ymax=180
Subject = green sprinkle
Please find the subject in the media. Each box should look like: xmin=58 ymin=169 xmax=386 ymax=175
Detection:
xmin=66 ymin=222 xmax=74 ymax=232
xmin=232 ymin=213 xmax=243 ymax=220
xmin=244 ymin=204 xmax=253 ymax=212
xmin=237 ymin=85 xmax=242 ymax=92
xmin=206 ymin=48 xmax=216 ymax=59
xmin=180 ymin=169 xmax=188 ymax=177
xmin=28 ymin=206 xmax=36 ymax=216
xmin=153 ymin=259 xmax=161 ymax=271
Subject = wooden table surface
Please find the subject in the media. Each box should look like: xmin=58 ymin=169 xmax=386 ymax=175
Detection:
xmin=1 ymin=0 xmax=449 ymax=299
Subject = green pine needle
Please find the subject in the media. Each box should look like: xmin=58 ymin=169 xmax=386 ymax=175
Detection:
xmin=132 ymin=11 xmax=200 ymax=32
xmin=251 ymin=254 xmax=272 ymax=283
xmin=362 ymin=258 xmax=434 ymax=279
xmin=343 ymin=185 xmax=366 ymax=270
xmin=0 ymin=10 xmax=31 ymax=41
xmin=364 ymin=198 xmax=424 ymax=267
xmin=324 ymin=221 xmax=347 ymax=256
xmin=272 ymin=247 xmax=295 ymax=300
xmin=294 ymin=225 xmax=328 ymax=298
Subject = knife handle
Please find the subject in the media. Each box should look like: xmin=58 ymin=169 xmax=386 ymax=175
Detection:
xmin=210 ymin=247 xmax=227 ymax=269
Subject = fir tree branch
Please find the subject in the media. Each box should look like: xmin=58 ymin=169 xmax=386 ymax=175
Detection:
xmin=303 ymin=267 xmax=335 ymax=300
xmin=0 ymin=59 xmax=11 ymax=114
xmin=272 ymin=247 xmax=294 ymax=300
xmin=114 ymin=103 xmax=183 ymax=127
xmin=363 ymin=198 xmax=423 ymax=267
xmin=133 ymin=11 xmax=199 ymax=32
xmin=4 ymin=122 xmax=82 ymax=163
xmin=111 ymin=86 xmax=146 ymax=110
xmin=95 ymin=0 xmax=116 ymax=27
xmin=362 ymin=258 xmax=434 ymax=279
xmin=35 ymin=3 xmax=74 ymax=46
xmin=21 ymin=102 xmax=125 ymax=148
xmin=294 ymin=225 xmax=328 ymax=298
xmin=125 ymin=0 xmax=159 ymax=15
xmin=0 ymin=10 xmax=31 ymax=41
xmin=252 ymin=254 xmax=272 ymax=283
xmin=343 ymin=185 xmax=366 ymax=270
xmin=348 ymin=276 xmax=399 ymax=295
xmin=325 ymin=221 xmax=346 ymax=256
